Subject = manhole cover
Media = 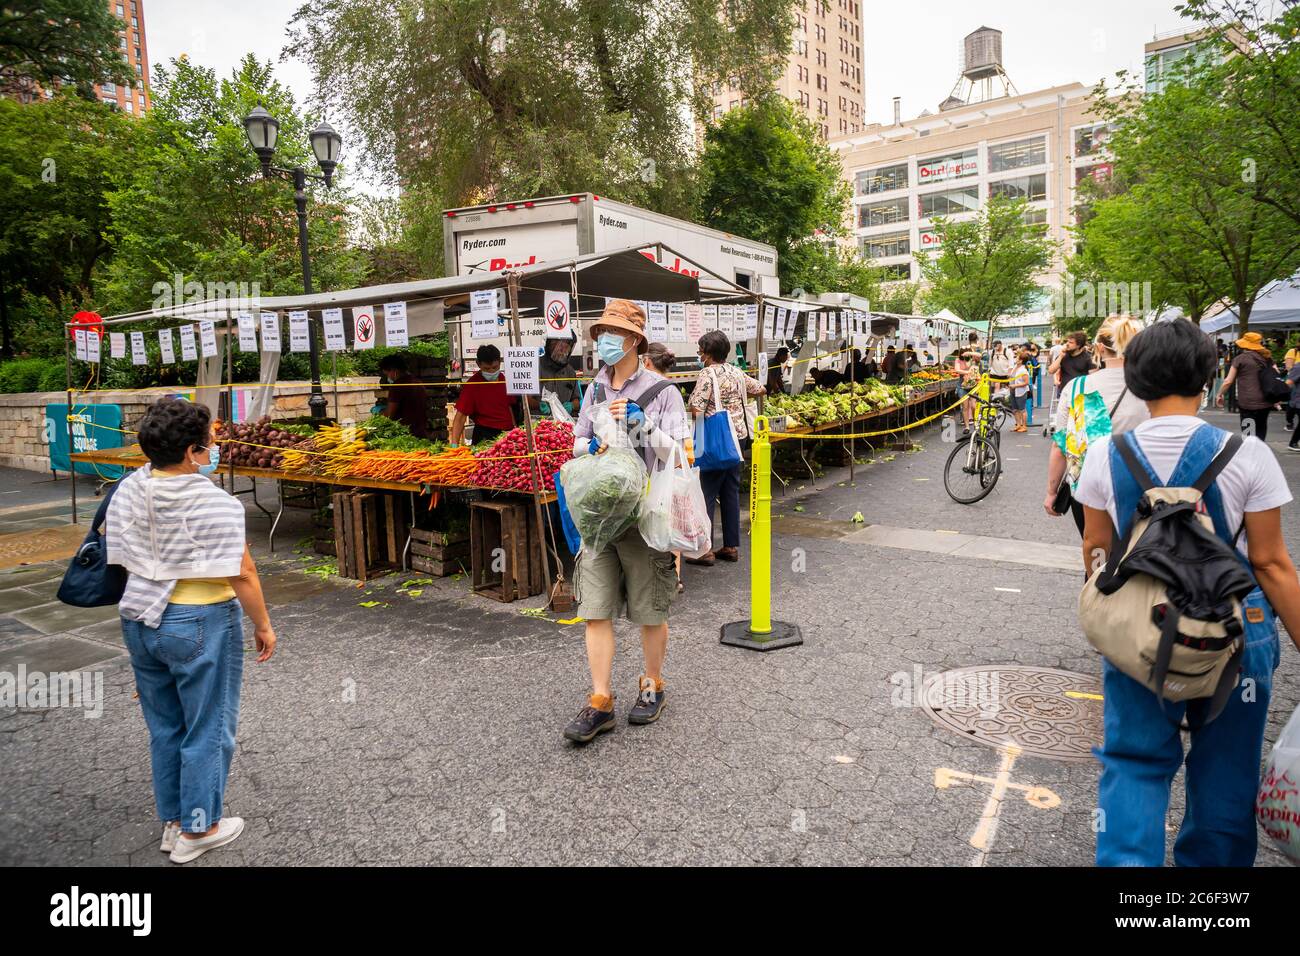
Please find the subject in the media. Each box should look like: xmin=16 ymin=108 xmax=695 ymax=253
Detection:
xmin=921 ymin=665 xmax=1102 ymax=762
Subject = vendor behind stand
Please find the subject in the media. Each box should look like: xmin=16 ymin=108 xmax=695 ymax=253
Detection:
xmin=450 ymin=344 xmax=518 ymax=447
xmin=528 ymin=332 xmax=580 ymax=418
xmin=378 ymin=354 xmax=429 ymax=438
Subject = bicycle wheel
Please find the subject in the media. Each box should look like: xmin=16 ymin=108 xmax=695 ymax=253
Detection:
xmin=943 ymin=435 xmax=1001 ymax=504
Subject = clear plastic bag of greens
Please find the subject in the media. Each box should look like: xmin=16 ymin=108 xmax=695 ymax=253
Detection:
xmin=558 ymin=447 xmax=646 ymax=555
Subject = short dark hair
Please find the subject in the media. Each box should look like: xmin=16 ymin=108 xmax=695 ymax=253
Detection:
xmin=698 ymin=329 xmax=730 ymax=363
xmin=774 ymin=347 xmax=790 ymax=363
xmin=476 ymin=344 xmax=502 ymax=365
xmin=379 ymin=353 xmax=407 ymax=373
xmin=137 ymin=398 xmax=211 ymax=469
xmin=1067 ymin=330 xmax=1089 ymax=348
xmin=1124 ymin=319 xmax=1217 ymax=401
xmin=968 ymin=332 xmax=979 ymax=343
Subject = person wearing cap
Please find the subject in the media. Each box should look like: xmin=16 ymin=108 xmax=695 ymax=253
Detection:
xmin=529 ymin=332 xmax=580 ymax=418
xmin=563 ymin=299 xmax=691 ymax=745
xmin=1217 ymin=332 xmax=1279 ymax=441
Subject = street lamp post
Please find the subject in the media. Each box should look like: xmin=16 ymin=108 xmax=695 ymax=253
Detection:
xmin=242 ymin=105 xmax=343 ymax=420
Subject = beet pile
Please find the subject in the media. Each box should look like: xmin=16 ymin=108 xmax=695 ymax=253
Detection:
xmin=471 ymin=420 xmax=574 ymax=492
xmin=216 ymin=417 xmax=299 ymax=470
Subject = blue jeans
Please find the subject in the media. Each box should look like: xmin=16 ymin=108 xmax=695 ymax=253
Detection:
xmin=122 ymin=599 xmax=244 ymax=833
xmin=1095 ymin=588 xmax=1281 ymax=866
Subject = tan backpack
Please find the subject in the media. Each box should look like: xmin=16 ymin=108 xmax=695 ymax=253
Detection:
xmin=1077 ymin=432 xmax=1256 ymax=725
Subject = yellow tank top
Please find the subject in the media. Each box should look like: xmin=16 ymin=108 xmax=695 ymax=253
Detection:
xmin=150 ymin=471 xmax=237 ymax=605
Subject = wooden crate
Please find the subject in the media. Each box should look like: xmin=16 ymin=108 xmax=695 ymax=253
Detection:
xmin=470 ymin=500 xmax=545 ymax=602
xmin=331 ymin=490 xmax=408 ymax=582
xmin=410 ymin=554 xmax=468 ymax=577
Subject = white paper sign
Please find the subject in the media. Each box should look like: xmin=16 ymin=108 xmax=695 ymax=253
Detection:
xmin=702 ymin=304 xmax=718 ymax=331
xmin=199 ymin=321 xmax=218 ymax=358
xmin=86 ymin=330 xmax=101 ymax=364
xmin=744 ymin=303 xmax=759 ymax=339
xmin=237 ymin=313 xmax=258 ymax=352
xmin=648 ymin=302 xmax=668 ymax=343
xmin=130 ymin=331 xmax=147 ymax=365
xmin=284 ymin=310 xmax=308 ymax=353
xmin=504 ymin=346 xmax=539 ymax=396
xmin=352 ymin=305 xmax=377 ymax=350
xmin=775 ymin=308 xmax=788 ymax=340
xmin=543 ymin=292 xmax=571 ymax=339
xmin=259 ymin=311 xmax=281 ymax=353
xmin=384 ymin=301 xmax=409 ymax=347
xmin=667 ymin=303 xmax=687 ymax=342
xmin=109 ymin=332 xmax=126 ymax=359
xmin=321 ymin=308 xmax=346 ymax=351
xmin=158 ymin=328 xmax=176 ymax=364
xmin=685 ymin=303 xmax=704 ymax=341
xmin=74 ymin=328 xmax=87 ymax=362
xmin=180 ymin=324 xmax=198 ymax=361
xmin=758 ymin=350 xmax=769 ymax=386
xmin=470 ymin=290 xmax=498 ymax=339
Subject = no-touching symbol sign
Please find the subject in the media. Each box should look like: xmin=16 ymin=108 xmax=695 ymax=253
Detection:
xmin=544 ymin=292 xmax=570 ymax=339
xmin=353 ymin=305 xmax=377 ymax=350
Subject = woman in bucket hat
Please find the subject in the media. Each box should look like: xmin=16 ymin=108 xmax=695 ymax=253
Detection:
xmin=562 ymin=300 xmax=691 ymax=744
xmin=1217 ymin=332 xmax=1280 ymax=441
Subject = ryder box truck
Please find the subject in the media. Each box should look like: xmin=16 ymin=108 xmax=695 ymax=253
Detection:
xmin=442 ymin=193 xmax=779 ymax=374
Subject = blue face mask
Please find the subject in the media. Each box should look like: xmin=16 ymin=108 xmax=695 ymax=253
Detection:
xmin=198 ymin=444 xmax=220 ymax=476
xmin=481 ymin=369 xmax=501 ymax=381
xmin=597 ymin=333 xmax=628 ymax=366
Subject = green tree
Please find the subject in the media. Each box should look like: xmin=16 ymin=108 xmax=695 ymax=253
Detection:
xmin=915 ymin=196 xmax=1055 ymax=339
xmin=287 ymin=0 xmax=793 ymax=238
xmin=1071 ymin=181 xmax=1231 ymax=327
xmin=0 ymin=0 xmax=133 ymax=99
xmin=1178 ymin=0 xmax=1300 ymax=231
xmin=697 ymin=96 xmax=867 ymax=296
xmin=100 ymin=54 xmax=367 ymax=316
xmin=0 ymin=93 xmax=133 ymax=357
xmin=1092 ymin=55 xmax=1300 ymax=333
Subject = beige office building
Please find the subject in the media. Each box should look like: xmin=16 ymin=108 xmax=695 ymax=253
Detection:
xmin=710 ymin=0 xmax=865 ymax=139
xmin=831 ymin=82 xmax=1111 ymax=293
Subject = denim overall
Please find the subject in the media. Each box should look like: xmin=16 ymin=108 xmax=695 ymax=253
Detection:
xmin=1095 ymin=424 xmax=1281 ymax=866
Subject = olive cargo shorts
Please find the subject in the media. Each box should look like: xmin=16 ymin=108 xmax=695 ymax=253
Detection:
xmin=574 ymin=525 xmax=678 ymax=625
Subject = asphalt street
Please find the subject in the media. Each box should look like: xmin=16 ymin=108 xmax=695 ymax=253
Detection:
xmin=1 ymin=404 xmax=1296 ymax=866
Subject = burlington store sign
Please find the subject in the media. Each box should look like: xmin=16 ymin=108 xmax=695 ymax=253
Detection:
xmin=917 ymin=154 xmax=978 ymax=183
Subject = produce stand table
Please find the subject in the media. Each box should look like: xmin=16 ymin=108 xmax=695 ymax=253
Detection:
xmin=69 ymin=450 xmax=555 ymax=572
xmin=767 ymin=380 xmax=959 ymax=483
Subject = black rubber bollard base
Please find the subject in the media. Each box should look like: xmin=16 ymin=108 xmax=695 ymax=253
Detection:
xmin=719 ymin=620 xmax=803 ymax=651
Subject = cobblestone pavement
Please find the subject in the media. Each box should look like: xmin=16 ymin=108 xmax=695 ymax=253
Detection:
xmin=1 ymin=408 xmax=1295 ymax=866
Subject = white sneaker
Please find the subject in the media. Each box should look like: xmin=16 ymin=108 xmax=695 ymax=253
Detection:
xmin=160 ymin=821 xmax=181 ymax=854
xmin=169 ymin=817 xmax=244 ymax=864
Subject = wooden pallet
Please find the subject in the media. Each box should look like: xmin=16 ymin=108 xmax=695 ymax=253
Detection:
xmin=469 ymin=500 xmax=545 ymax=602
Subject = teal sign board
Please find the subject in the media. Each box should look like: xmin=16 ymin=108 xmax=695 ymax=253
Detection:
xmin=46 ymin=403 xmax=125 ymax=479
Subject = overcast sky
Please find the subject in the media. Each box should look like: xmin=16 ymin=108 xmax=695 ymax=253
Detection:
xmin=144 ymin=0 xmax=1197 ymax=156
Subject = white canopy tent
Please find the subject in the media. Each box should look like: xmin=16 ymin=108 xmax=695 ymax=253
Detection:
xmin=1201 ymin=275 xmax=1300 ymax=334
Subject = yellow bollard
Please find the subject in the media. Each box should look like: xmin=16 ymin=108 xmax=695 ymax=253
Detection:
xmin=720 ymin=415 xmax=803 ymax=651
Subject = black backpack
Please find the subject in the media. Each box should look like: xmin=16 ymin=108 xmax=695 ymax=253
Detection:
xmin=1257 ymin=359 xmax=1292 ymax=404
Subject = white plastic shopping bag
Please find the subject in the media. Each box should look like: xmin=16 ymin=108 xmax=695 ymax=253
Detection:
xmin=638 ymin=456 xmax=674 ymax=552
xmin=667 ymin=443 xmax=712 ymax=558
xmin=1258 ymin=702 xmax=1300 ymax=865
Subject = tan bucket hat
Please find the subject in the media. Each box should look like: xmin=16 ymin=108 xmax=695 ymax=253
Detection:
xmin=586 ymin=298 xmax=647 ymax=343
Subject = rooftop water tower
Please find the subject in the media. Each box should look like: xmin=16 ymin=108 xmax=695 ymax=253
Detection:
xmin=941 ymin=26 xmax=1019 ymax=110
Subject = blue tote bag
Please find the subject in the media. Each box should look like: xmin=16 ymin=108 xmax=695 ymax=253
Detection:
xmin=693 ymin=367 xmax=742 ymax=472
xmin=553 ymin=470 xmax=583 ymax=556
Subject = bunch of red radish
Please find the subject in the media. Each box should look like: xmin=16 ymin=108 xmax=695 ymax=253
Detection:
xmin=471 ymin=420 xmax=574 ymax=492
